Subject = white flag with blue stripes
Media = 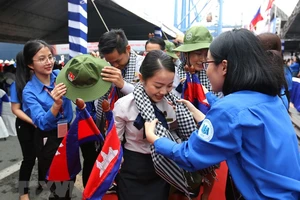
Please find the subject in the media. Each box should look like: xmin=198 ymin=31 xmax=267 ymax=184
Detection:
xmin=68 ymin=0 xmax=88 ymax=58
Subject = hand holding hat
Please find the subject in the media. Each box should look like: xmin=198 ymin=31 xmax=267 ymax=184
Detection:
xmin=56 ymin=54 xmax=111 ymax=102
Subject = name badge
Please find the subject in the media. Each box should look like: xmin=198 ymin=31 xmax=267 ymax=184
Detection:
xmin=57 ymin=119 xmax=68 ymax=138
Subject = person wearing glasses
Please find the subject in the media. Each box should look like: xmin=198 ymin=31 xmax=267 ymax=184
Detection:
xmin=144 ymin=29 xmax=300 ymax=199
xmin=170 ymin=25 xmax=219 ymax=200
xmin=22 ymin=40 xmax=74 ymax=200
xmin=174 ymin=26 xmax=222 ymax=99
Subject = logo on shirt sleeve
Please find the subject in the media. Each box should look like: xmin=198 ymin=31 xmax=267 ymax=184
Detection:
xmin=198 ymin=119 xmax=214 ymax=142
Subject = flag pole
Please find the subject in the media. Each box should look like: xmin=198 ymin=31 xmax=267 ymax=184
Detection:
xmin=90 ymin=0 xmax=109 ymax=32
xmin=162 ymin=31 xmax=169 ymax=40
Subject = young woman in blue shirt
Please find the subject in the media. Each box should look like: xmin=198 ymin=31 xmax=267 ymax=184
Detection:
xmin=22 ymin=40 xmax=73 ymax=200
xmin=10 ymin=51 xmax=39 ymax=200
xmin=145 ymin=29 xmax=300 ymax=199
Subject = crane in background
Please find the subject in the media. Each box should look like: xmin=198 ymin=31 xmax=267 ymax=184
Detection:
xmin=174 ymin=0 xmax=241 ymax=37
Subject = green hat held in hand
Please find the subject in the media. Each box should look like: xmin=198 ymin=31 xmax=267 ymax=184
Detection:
xmin=174 ymin=26 xmax=213 ymax=52
xmin=56 ymin=54 xmax=111 ymax=102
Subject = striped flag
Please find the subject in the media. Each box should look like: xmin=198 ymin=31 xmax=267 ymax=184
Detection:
xmin=68 ymin=0 xmax=88 ymax=58
xmin=83 ymin=108 xmax=123 ymax=200
xmin=182 ymin=73 xmax=210 ymax=114
xmin=46 ymin=108 xmax=103 ymax=181
xmin=249 ymin=7 xmax=264 ymax=31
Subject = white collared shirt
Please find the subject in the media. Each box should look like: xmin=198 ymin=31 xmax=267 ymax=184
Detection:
xmin=113 ymin=93 xmax=177 ymax=154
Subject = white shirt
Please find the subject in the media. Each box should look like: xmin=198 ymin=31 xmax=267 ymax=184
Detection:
xmin=113 ymin=93 xmax=177 ymax=154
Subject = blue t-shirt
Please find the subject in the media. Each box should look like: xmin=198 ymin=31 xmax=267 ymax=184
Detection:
xmin=22 ymin=70 xmax=73 ymax=131
xmin=290 ymin=62 xmax=300 ymax=73
xmin=154 ymin=90 xmax=300 ymax=199
xmin=284 ymin=66 xmax=293 ymax=92
xmin=10 ymin=82 xmax=20 ymax=103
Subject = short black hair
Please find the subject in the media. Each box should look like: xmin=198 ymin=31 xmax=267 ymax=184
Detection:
xmin=145 ymin=37 xmax=166 ymax=51
xmin=98 ymin=29 xmax=128 ymax=55
xmin=209 ymin=29 xmax=284 ymax=96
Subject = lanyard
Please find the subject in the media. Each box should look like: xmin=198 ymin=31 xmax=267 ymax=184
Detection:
xmin=44 ymin=87 xmax=64 ymax=118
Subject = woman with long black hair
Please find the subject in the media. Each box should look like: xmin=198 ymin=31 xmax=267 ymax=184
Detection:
xmin=22 ymin=40 xmax=74 ymax=200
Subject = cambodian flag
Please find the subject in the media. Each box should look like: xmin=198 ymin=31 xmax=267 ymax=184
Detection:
xmin=250 ymin=7 xmax=264 ymax=31
xmin=182 ymin=73 xmax=210 ymax=114
xmin=46 ymin=108 xmax=102 ymax=181
xmin=107 ymin=86 xmax=119 ymax=111
xmin=83 ymin=109 xmax=123 ymax=200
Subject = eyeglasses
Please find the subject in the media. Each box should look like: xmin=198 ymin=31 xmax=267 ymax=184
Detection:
xmin=33 ymin=56 xmax=56 ymax=64
xmin=202 ymin=61 xmax=215 ymax=70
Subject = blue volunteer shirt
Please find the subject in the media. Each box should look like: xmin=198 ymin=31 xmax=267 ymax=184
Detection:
xmin=290 ymin=62 xmax=300 ymax=73
xmin=10 ymin=82 xmax=20 ymax=103
xmin=22 ymin=70 xmax=73 ymax=131
xmin=154 ymin=90 xmax=300 ymax=199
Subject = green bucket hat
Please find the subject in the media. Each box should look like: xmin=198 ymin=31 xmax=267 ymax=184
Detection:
xmin=164 ymin=40 xmax=179 ymax=59
xmin=174 ymin=26 xmax=213 ymax=52
xmin=56 ymin=54 xmax=111 ymax=102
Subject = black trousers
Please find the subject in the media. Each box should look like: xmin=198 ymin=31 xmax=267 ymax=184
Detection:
xmin=16 ymin=117 xmax=37 ymax=195
xmin=225 ymin=171 xmax=245 ymax=200
xmin=80 ymin=141 xmax=100 ymax=187
xmin=35 ymin=128 xmax=74 ymax=200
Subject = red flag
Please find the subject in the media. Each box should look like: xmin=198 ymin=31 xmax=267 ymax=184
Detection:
xmin=266 ymin=0 xmax=275 ymax=11
xmin=83 ymin=110 xmax=123 ymax=200
xmin=182 ymin=73 xmax=210 ymax=114
xmin=107 ymin=87 xmax=119 ymax=110
xmin=250 ymin=7 xmax=264 ymax=31
xmin=47 ymin=108 xmax=102 ymax=181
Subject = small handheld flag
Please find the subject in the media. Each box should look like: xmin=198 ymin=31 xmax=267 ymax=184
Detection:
xmin=46 ymin=107 xmax=102 ymax=181
xmin=83 ymin=100 xmax=123 ymax=200
xmin=182 ymin=73 xmax=210 ymax=114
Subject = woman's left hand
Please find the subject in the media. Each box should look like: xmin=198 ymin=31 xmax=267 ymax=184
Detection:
xmin=144 ymin=119 xmax=160 ymax=144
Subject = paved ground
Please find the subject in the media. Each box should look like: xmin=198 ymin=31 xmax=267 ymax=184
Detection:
xmin=0 ymin=136 xmax=84 ymax=200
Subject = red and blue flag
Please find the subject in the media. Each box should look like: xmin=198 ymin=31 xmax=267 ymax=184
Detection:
xmin=250 ymin=7 xmax=264 ymax=31
xmin=182 ymin=73 xmax=210 ymax=114
xmin=107 ymin=86 xmax=119 ymax=111
xmin=46 ymin=108 xmax=102 ymax=181
xmin=83 ymin=109 xmax=123 ymax=200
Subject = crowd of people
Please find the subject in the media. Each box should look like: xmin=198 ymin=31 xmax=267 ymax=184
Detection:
xmin=1 ymin=25 xmax=300 ymax=200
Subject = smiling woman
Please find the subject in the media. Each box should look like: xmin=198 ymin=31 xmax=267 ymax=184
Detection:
xmin=22 ymin=39 xmax=74 ymax=200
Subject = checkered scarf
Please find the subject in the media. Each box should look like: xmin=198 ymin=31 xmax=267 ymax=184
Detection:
xmin=133 ymin=83 xmax=198 ymax=197
xmin=123 ymin=50 xmax=137 ymax=83
xmin=96 ymin=50 xmax=138 ymax=132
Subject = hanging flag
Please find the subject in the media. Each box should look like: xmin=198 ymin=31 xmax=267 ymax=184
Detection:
xmin=265 ymin=0 xmax=275 ymax=11
xmin=46 ymin=108 xmax=102 ymax=181
xmin=83 ymin=109 xmax=123 ymax=200
xmin=249 ymin=7 xmax=264 ymax=31
xmin=154 ymin=26 xmax=162 ymax=38
xmin=68 ymin=0 xmax=88 ymax=58
xmin=182 ymin=73 xmax=210 ymax=114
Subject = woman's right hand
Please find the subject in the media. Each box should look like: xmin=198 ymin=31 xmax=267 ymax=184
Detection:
xmin=51 ymin=83 xmax=67 ymax=107
xmin=177 ymin=99 xmax=196 ymax=112
xmin=177 ymin=99 xmax=205 ymax=123
xmin=144 ymin=119 xmax=160 ymax=144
